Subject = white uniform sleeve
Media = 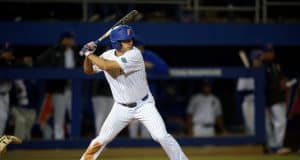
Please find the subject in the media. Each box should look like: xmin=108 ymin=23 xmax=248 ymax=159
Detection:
xmin=115 ymin=48 xmax=144 ymax=74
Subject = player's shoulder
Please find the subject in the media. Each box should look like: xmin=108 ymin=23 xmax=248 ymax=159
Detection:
xmin=124 ymin=47 xmax=142 ymax=57
xmin=101 ymin=49 xmax=115 ymax=58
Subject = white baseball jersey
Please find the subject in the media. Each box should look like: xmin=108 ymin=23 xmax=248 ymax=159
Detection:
xmin=237 ymin=77 xmax=255 ymax=102
xmin=187 ymin=93 xmax=222 ymax=125
xmin=237 ymin=78 xmax=255 ymax=135
xmin=93 ymin=47 xmax=150 ymax=103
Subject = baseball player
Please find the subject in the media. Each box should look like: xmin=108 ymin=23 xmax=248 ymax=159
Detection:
xmin=262 ymin=44 xmax=290 ymax=154
xmin=187 ymin=80 xmax=227 ymax=137
xmin=0 ymin=43 xmax=30 ymax=136
xmin=37 ymin=31 xmax=81 ymax=139
xmin=79 ymin=25 xmax=188 ymax=160
xmin=237 ymin=49 xmax=263 ymax=135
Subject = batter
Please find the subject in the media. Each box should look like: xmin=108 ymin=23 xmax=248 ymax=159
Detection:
xmin=79 ymin=25 xmax=188 ymax=160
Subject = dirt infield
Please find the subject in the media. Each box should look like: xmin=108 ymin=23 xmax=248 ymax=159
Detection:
xmin=2 ymin=145 xmax=263 ymax=160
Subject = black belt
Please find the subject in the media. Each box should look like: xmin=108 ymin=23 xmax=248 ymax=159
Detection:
xmin=0 ymin=92 xmax=8 ymax=96
xmin=119 ymin=94 xmax=149 ymax=108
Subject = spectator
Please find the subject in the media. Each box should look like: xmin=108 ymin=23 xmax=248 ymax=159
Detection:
xmin=187 ymin=80 xmax=227 ymax=137
xmin=36 ymin=31 xmax=81 ymax=140
xmin=128 ymin=39 xmax=169 ymax=138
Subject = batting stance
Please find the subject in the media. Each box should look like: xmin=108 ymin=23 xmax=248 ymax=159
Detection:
xmin=79 ymin=25 xmax=188 ymax=160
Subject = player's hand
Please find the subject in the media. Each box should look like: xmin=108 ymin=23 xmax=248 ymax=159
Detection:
xmin=0 ymin=135 xmax=22 ymax=153
xmin=79 ymin=41 xmax=97 ymax=57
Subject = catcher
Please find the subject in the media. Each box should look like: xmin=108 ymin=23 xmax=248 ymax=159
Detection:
xmin=0 ymin=135 xmax=22 ymax=154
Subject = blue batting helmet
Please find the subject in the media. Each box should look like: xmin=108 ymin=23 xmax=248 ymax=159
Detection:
xmin=109 ymin=25 xmax=135 ymax=50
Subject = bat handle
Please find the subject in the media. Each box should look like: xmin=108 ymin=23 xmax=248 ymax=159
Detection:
xmin=94 ymin=39 xmax=101 ymax=46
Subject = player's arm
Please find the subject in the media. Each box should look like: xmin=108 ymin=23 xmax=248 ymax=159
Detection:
xmin=81 ymin=42 xmax=123 ymax=77
xmin=87 ymin=54 xmax=123 ymax=78
xmin=87 ymin=54 xmax=120 ymax=71
xmin=83 ymin=56 xmax=96 ymax=74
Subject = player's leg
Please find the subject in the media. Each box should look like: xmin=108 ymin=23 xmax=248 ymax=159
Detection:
xmin=265 ymin=108 xmax=276 ymax=149
xmin=0 ymin=95 xmax=9 ymax=135
xmin=271 ymin=103 xmax=287 ymax=148
xmin=24 ymin=108 xmax=36 ymax=140
xmin=11 ymin=107 xmax=26 ymax=139
xmin=242 ymin=96 xmax=255 ymax=135
xmin=140 ymin=123 xmax=151 ymax=138
xmin=136 ymin=100 xmax=188 ymax=160
xmin=52 ymin=93 xmax=67 ymax=139
xmin=80 ymin=103 xmax=133 ymax=160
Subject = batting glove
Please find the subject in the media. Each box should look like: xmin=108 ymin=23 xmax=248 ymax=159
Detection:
xmin=79 ymin=41 xmax=97 ymax=57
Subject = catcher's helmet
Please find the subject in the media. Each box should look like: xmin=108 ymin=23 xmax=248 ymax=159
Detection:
xmin=109 ymin=25 xmax=135 ymax=50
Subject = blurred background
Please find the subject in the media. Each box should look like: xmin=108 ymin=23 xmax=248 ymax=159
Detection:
xmin=0 ymin=0 xmax=300 ymax=159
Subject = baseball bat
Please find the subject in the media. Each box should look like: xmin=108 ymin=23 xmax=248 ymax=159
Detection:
xmin=80 ymin=10 xmax=139 ymax=55
xmin=94 ymin=10 xmax=139 ymax=45
xmin=238 ymin=50 xmax=250 ymax=68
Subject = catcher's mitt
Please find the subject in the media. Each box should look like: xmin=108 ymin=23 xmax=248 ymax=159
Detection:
xmin=0 ymin=135 xmax=22 ymax=153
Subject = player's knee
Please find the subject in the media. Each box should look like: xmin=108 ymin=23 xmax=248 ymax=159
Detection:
xmin=97 ymin=134 xmax=113 ymax=145
xmin=151 ymin=133 xmax=169 ymax=142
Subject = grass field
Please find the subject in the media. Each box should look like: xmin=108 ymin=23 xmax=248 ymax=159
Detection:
xmin=2 ymin=146 xmax=299 ymax=160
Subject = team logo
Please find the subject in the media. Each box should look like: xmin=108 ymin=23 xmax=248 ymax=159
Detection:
xmin=121 ymin=57 xmax=127 ymax=63
xmin=127 ymin=29 xmax=132 ymax=36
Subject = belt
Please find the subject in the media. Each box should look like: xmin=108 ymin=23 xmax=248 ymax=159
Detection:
xmin=0 ymin=92 xmax=8 ymax=96
xmin=119 ymin=94 xmax=149 ymax=108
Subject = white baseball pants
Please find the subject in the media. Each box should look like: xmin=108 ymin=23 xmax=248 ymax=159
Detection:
xmin=193 ymin=124 xmax=215 ymax=137
xmin=0 ymin=94 xmax=9 ymax=135
xmin=266 ymin=102 xmax=287 ymax=149
xmin=242 ymin=95 xmax=255 ymax=135
xmin=11 ymin=107 xmax=36 ymax=140
xmin=81 ymin=95 xmax=188 ymax=160
xmin=52 ymin=88 xmax=72 ymax=140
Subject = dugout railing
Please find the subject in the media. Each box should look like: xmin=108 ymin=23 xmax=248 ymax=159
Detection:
xmin=0 ymin=67 xmax=265 ymax=149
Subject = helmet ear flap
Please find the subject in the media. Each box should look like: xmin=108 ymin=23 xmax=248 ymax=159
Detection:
xmin=111 ymin=41 xmax=121 ymax=50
